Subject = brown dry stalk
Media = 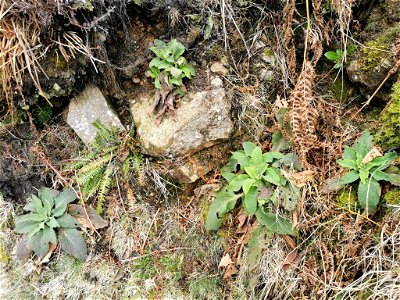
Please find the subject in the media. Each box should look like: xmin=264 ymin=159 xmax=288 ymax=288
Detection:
xmin=283 ymin=0 xmax=297 ymax=81
xmin=289 ymin=61 xmax=319 ymax=167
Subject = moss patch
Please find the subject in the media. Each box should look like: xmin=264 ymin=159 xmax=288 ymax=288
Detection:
xmin=384 ymin=188 xmax=400 ymax=205
xmin=376 ymin=80 xmax=400 ymax=149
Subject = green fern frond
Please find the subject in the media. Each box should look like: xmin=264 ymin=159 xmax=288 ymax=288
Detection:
xmin=82 ymin=171 xmax=103 ymax=199
xmin=96 ymin=165 xmax=114 ymax=213
xmin=76 ymin=166 xmax=104 ymax=186
xmin=78 ymin=152 xmax=114 ymax=175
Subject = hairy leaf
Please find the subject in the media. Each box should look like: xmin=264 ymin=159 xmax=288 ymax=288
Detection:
xmin=263 ymin=167 xmax=285 ymax=186
xmin=243 ymin=186 xmax=258 ymax=215
xmin=372 ymin=170 xmax=391 ymax=182
xmin=69 ymin=204 xmax=108 ymax=229
xmin=205 ymin=190 xmax=241 ymax=231
xmin=242 ymin=178 xmax=257 ymax=195
xmin=337 ymin=159 xmax=358 ymax=170
xmin=59 ymin=228 xmax=87 ymax=262
xmin=243 ymin=142 xmax=257 ymax=156
xmin=29 ymin=231 xmax=49 ymax=258
xmin=16 ymin=235 xmax=32 ymax=261
xmin=52 ymin=189 xmax=77 ymax=217
xmin=40 ymin=188 xmax=56 ymax=215
xmin=56 ymin=213 xmax=80 ymax=228
xmin=227 ymin=174 xmax=249 ymax=192
xmin=271 ymin=131 xmax=290 ymax=152
xmin=358 ymin=177 xmax=380 ymax=214
xmin=263 ymin=152 xmax=285 ymax=163
xmin=255 ymin=208 xmax=294 ymax=235
xmin=232 ymin=151 xmax=250 ymax=167
xmin=339 ymin=170 xmax=360 ymax=185
xmin=355 ymin=131 xmax=373 ymax=159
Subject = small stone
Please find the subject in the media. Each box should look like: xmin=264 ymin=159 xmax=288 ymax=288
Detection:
xmin=67 ymin=85 xmax=124 ymax=145
xmin=53 ymin=83 xmax=61 ymax=92
xmin=210 ymin=62 xmax=229 ymax=75
xmin=210 ymin=76 xmax=223 ymax=87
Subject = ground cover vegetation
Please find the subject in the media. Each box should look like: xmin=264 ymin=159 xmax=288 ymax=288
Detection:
xmin=1 ymin=0 xmax=400 ymax=299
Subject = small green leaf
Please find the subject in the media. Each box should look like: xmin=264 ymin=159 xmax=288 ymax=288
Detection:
xmin=59 ymin=228 xmax=88 ymax=262
xmin=263 ymin=167 xmax=284 ymax=186
xmin=358 ymin=177 xmax=380 ymax=214
xmin=359 ymin=168 xmax=370 ymax=183
xmin=205 ymin=190 xmax=241 ymax=231
xmin=364 ymin=152 xmax=397 ymax=170
xmin=154 ymin=77 xmax=161 ymax=89
xmin=170 ymin=66 xmax=183 ymax=79
xmin=243 ymin=186 xmax=258 ymax=215
xmin=52 ymin=189 xmax=77 ymax=217
xmin=255 ymin=208 xmax=294 ymax=235
xmin=243 ymin=142 xmax=257 ymax=156
xmin=324 ymin=51 xmax=341 ymax=61
xmin=387 ymin=172 xmax=400 ymax=186
xmin=271 ymin=131 xmax=290 ymax=152
xmin=337 ymin=159 xmax=358 ymax=170
xmin=242 ymin=178 xmax=257 ymax=195
xmin=31 ymin=195 xmax=46 ymax=216
xmin=40 ymin=188 xmax=55 ymax=215
xmin=57 ymin=213 xmax=80 ymax=228
xmin=180 ymin=65 xmax=195 ymax=78
xmin=227 ymin=174 xmax=250 ymax=192
xmin=222 ymin=172 xmax=236 ymax=183
xmin=42 ymin=225 xmax=57 ymax=245
xmin=204 ymin=16 xmax=214 ymax=40
xmin=169 ymin=39 xmax=185 ymax=60
xmin=232 ymin=151 xmax=250 ymax=167
xmin=339 ymin=170 xmax=360 ymax=185
xmin=46 ymin=217 xmax=60 ymax=228
xmin=244 ymin=166 xmax=259 ymax=179
xmin=355 ymin=131 xmax=373 ymax=159
xmin=263 ymin=152 xmax=285 ymax=163
xmin=342 ymin=146 xmax=357 ymax=161
xmin=149 ymin=57 xmax=172 ymax=69
xmin=250 ymin=147 xmax=263 ymax=165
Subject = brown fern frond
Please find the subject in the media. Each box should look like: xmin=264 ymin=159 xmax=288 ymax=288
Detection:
xmin=289 ymin=61 xmax=319 ymax=167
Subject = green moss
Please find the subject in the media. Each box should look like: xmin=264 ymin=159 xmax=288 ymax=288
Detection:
xmin=360 ymin=26 xmax=400 ymax=71
xmin=376 ymin=81 xmax=400 ymax=149
xmin=336 ymin=187 xmax=358 ymax=210
xmin=0 ymin=238 xmax=9 ymax=263
xmin=384 ymin=188 xmax=400 ymax=205
xmin=188 ymin=274 xmax=222 ymax=300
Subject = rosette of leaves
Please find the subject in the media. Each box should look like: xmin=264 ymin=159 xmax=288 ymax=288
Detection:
xmin=336 ymin=131 xmax=399 ymax=213
xmin=324 ymin=44 xmax=357 ymax=69
xmin=205 ymin=142 xmax=300 ymax=235
xmin=148 ymin=39 xmax=195 ymax=91
xmin=147 ymin=39 xmax=195 ymax=122
xmin=14 ymin=187 xmax=87 ymax=261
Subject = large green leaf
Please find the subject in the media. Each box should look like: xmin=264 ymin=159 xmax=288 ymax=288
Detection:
xmin=59 ymin=228 xmax=87 ymax=262
xmin=29 ymin=231 xmax=49 ymax=258
xmin=243 ymin=186 xmax=258 ymax=215
xmin=255 ymin=208 xmax=294 ymax=235
xmin=15 ymin=213 xmax=45 ymax=234
xmin=169 ymin=39 xmax=185 ymax=60
xmin=170 ymin=66 xmax=183 ymax=79
xmin=149 ymin=58 xmax=172 ymax=70
xmin=339 ymin=170 xmax=360 ymax=185
xmin=263 ymin=152 xmax=285 ymax=163
xmin=46 ymin=217 xmax=60 ymax=228
xmin=52 ymin=189 xmax=77 ymax=217
xmin=354 ymin=131 xmax=373 ymax=159
xmin=358 ymin=177 xmax=380 ymax=214
xmin=205 ymin=190 xmax=241 ymax=231
xmin=244 ymin=166 xmax=259 ymax=179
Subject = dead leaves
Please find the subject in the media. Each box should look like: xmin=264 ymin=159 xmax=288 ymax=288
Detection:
xmin=69 ymin=204 xmax=108 ymax=230
xmin=147 ymin=74 xmax=186 ymax=124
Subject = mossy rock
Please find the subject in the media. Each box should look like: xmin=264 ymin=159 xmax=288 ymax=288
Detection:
xmin=336 ymin=187 xmax=358 ymax=210
xmin=376 ymin=80 xmax=400 ymax=149
xmin=346 ymin=0 xmax=400 ymax=99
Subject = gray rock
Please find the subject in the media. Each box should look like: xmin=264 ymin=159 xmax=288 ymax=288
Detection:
xmin=210 ymin=62 xmax=229 ymax=75
xmin=67 ymin=85 xmax=124 ymax=145
xmin=130 ymin=88 xmax=233 ymax=157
